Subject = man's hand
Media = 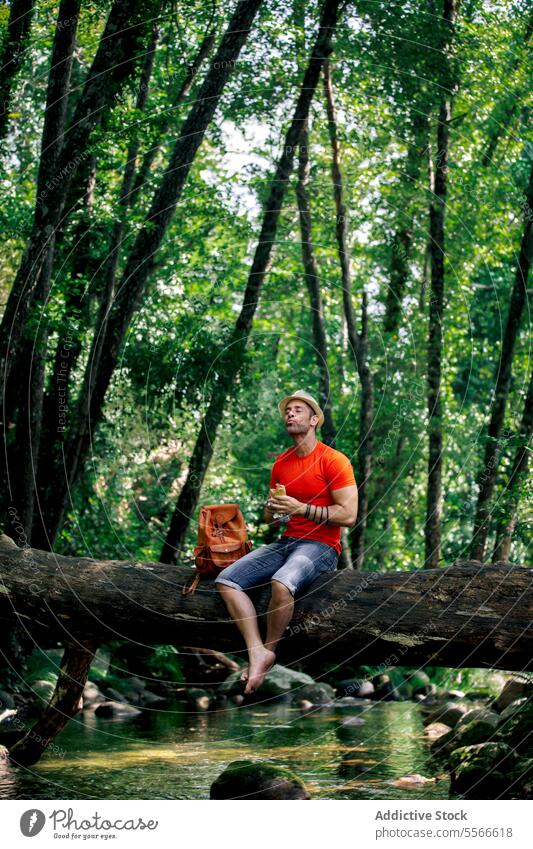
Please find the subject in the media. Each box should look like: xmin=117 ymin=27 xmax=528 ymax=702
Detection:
xmin=267 ymin=494 xmax=304 ymax=516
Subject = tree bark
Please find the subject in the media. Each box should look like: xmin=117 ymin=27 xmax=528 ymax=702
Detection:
xmin=8 ymin=640 xmax=98 ymax=767
xmin=0 ymin=535 xmax=530 ymax=673
xmin=0 ymin=0 xmax=34 ymax=143
xmin=470 ymin=159 xmax=533 ymax=560
xmin=491 ymin=366 xmax=533 ymax=562
xmin=323 ymin=60 xmax=373 ymax=569
xmin=383 ymin=110 xmax=429 ymax=334
xmin=295 ymin=111 xmax=352 ymax=569
xmin=35 ymin=0 xmax=264 ymax=548
xmin=160 ymin=0 xmax=344 ymax=563
xmin=424 ymin=0 xmax=457 ymax=568
xmin=296 ymin=117 xmax=336 ymax=447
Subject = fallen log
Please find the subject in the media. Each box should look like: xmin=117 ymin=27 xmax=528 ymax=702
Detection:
xmin=1 ymin=533 xmax=532 ymax=765
xmin=1 ymin=534 xmax=532 ymax=669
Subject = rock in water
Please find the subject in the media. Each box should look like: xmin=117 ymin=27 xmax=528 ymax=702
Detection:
xmin=423 ymin=701 xmax=469 ymax=728
xmin=388 ymin=774 xmax=436 ymax=788
xmin=210 ymin=760 xmax=310 ymax=800
xmin=336 ymin=679 xmax=374 ymax=699
xmin=82 ymin=681 xmax=105 ymax=708
xmin=220 ymin=664 xmax=314 ymax=699
xmin=449 ymin=743 xmax=519 ymax=799
xmin=291 ymin=683 xmax=335 ymax=706
xmin=431 ymin=716 xmax=499 ymax=756
xmin=494 ymin=679 xmax=532 ymax=712
xmin=94 ymin=701 xmax=142 ymax=718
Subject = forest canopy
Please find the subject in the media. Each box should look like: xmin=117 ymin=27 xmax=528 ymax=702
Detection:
xmin=0 ymin=0 xmax=531 ymax=573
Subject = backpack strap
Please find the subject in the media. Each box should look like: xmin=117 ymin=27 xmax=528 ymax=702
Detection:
xmin=182 ymin=572 xmax=201 ymax=596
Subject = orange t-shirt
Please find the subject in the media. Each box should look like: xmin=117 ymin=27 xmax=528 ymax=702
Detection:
xmin=270 ymin=441 xmax=356 ymax=554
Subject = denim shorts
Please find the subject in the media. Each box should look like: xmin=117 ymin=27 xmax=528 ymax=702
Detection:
xmin=214 ymin=536 xmax=339 ymax=596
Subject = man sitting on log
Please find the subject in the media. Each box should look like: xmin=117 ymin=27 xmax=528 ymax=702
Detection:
xmin=216 ymin=390 xmax=358 ymax=694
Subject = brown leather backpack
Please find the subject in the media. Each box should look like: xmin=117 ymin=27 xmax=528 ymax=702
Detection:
xmin=182 ymin=503 xmax=252 ymax=595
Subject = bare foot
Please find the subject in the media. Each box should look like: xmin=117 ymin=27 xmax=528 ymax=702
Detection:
xmin=244 ymin=649 xmax=276 ymax=695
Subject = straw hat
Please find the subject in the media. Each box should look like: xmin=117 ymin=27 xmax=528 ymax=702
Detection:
xmin=278 ymin=390 xmax=325 ymax=428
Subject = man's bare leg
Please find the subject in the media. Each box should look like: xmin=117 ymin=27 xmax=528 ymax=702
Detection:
xmin=217 ymin=584 xmax=275 ymax=694
xmin=265 ymin=580 xmax=294 ymax=652
xmin=240 ymin=580 xmax=294 ymax=682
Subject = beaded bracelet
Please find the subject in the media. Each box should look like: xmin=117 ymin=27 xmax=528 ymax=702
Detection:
xmin=304 ymin=504 xmax=329 ymax=524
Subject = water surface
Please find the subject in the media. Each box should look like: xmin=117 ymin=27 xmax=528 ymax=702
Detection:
xmin=0 ymin=701 xmax=450 ymax=800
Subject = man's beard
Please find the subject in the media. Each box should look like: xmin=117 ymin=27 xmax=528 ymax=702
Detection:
xmin=286 ymin=421 xmax=312 ymax=435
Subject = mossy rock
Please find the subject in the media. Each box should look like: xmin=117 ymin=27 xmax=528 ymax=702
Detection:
xmin=424 ymin=701 xmax=469 ymax=729
xmin=497 ymin=697 xmax=533 ymax=757
xmin=494 ymin=679 xmax=533 ymax=712
xmin=508 ymin=758 xmax=533 ymax=800
xmin=449 ymin=743 xmax=523 ymax=799
xmin=432 ymin=716 xmax=498 ymax=758
xmin=456 ymin=708 xmax=499 ymax=729
xmin=210 ymin=760 xmax=310 ymax=800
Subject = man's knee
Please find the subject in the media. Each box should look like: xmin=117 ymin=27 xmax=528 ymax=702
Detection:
xmin=216 ymin=580 xmax=238 ymax=594
xmin=271 ymin=579 xmax=293 ymax=599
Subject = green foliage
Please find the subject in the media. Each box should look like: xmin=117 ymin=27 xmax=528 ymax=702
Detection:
xmin=1 ymin=0 xmax=531 ymax=575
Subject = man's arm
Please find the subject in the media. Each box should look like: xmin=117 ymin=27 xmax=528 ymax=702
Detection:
xmin=327 ymin=484 xmax=358 ymax=527
xmin=268 ymin=484 xmax=358 ymax=528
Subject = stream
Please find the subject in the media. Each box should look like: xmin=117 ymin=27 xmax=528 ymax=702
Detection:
xmin=0 ymin=700 xmax=450 ymax=800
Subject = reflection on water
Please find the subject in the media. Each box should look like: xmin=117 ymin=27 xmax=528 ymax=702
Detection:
xmin=0 ymin=701 xmax=449 ymax=800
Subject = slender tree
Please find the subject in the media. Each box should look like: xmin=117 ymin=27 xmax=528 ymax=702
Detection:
xmin=470 ymin=160 xmax=533 ymax=560
xmin=323 ymin=60 xmax=373 ymax=569
xmin=161 ymin=0 xmax=344 ymax=564
xmin=383 ymin=110 xmax=429 ymax=333
xmin=295 ymin=112 xmax=352 ymax=569
xmin=0 ymin=0 xmax=34 ymax=143
xmin=296 ymin=117 xmax=336 ymax=447
xmin=492 ymin=367 xmax=533 ymax=562
xmin=424 ymin=0 xmax=457 ymax=568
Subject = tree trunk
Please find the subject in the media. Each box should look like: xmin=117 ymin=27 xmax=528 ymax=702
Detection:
xmin=295 ymin=111 xmax=351 ymax=568
xmin=295 ymin=117 xmax=336 ymax=447
xmin=0 ymin=0 xmax=34 ymax=143
xmin=424 ymin=0 xmax=457 ymax=568
xmin=323 ymin=60 xmax=373 ymax=569
xmin=470 ymin=159 xmax=533 ymax=560
xmin=383 ymin=110 xmax=429 ymax=334
xmin=0 ymin=0 xmax=157 ymax=395
xmin=160 ymin=0 xmax=344 ymax=563
xmin=36 ymin=0 xmax=264 ymax=548
xmin=492 ymin=366 xmax=533 ymax=561
xmin=0 ymin=534 xmax=530 ymax=671
xmin=9 ymin=641 xmax=98 ymax=767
